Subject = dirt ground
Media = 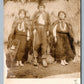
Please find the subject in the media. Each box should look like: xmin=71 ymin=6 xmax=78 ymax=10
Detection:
xmin=4 ymin=43 xmax=80 ymax=78
xmin=7 ymin=61 xmax=80 ymax=78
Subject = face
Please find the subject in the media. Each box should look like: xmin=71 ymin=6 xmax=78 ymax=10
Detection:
xmin=59 ymin=12 xmax=66 ymax=20
xmin=39 ymin=6 xmax=45 ymax=12
xmin=19 ymin=11 xmax=25 ymax=19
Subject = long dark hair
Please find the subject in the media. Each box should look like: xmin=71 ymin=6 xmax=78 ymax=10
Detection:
xmin=58 ymin=11 xmax=66 ymax=18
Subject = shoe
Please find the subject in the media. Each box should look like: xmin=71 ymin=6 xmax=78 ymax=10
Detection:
xmin=16 ymin=61 xmax=19 ymax=66
xmin=64 ymin=60 xmax=68 ymax=65
xmin=19 ymin=61 xmax=24 ymax=66
xmin=61 ymin=60 xmax=65 ymax=66
xmin=33 ymin=58 xmax=38 ymax=66
xmin=42 ymin=59 xmax=48 ymax=67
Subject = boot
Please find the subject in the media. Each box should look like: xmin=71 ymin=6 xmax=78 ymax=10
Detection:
xmin=61 ymin=60 xmax=65 ymax=66
xmin=42 ymin=59 xmax=48 ymax=67
xmin=33 ymin=57 xmax=38 ymax=66
xmin=64 ymin=60 xmax=68 ymax=65
xmin=19 ymin=61 xmax=24 ymax=66
xmin=16 ymin=61 xmax=19 ymax=66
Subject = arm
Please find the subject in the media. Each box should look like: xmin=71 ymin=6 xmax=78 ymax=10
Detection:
xmin=32 ymin=11 xmax=38 ymax=30
xmin=25 ymin=18 xmax=33 ymax=41
xmin=50 ymin=21 xmax=58 ymax=42
xmin=32 ymin=12 xmax=38 ymax=34
xmin=46 ymin=13 xmax=50 ymax=36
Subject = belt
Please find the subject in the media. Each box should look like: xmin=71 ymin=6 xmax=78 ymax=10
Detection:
xmin=16 ymin=34 xmax=27 ymax=37
xmin=57 ymin=32 xmax=68 ymax=34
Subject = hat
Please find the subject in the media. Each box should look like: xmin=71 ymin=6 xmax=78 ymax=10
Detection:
xmin=38 ymin=3 xmax=45 ymax=9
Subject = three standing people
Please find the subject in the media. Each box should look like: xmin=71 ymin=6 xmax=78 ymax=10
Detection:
xmin=8 ymin=3 xmax=75 ymax=67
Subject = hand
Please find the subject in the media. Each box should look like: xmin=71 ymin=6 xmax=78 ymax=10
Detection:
xmin=33 ymin=29 xmax=36 ymax=34
xmin=47 ymin=31 xmax=49 ymax=36
xmin=54 ymin=37 xmax=57 ymax=42
xmin=27 ymin=37 xmax=30 ymax=41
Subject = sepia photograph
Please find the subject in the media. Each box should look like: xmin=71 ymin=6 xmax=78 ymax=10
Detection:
xmin=4 ymin=0 xmax=81 ymax=79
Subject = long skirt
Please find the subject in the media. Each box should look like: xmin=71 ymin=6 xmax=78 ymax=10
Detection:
xmin=15 ymin=35 xmax=27 ymax=61
xmin=55 ymin=32 xmax=75 ymax=61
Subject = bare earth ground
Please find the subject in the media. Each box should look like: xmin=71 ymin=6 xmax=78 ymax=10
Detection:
xmin=4 ymin=43 xmax=80 ymax=78
xmin=7 ymin=61 xmax=80 ymax=78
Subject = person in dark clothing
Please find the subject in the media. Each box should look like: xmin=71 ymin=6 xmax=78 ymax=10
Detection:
xmin=8 ymin=9 xmax=32 ymax=66
xmin=32 ymin=3 xmax=50 ymax=67
xmin=51 ymin=11 xmax=75 ymax=65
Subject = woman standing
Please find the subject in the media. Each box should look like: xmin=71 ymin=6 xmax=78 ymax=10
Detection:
xmin=8 ymin=9 xmax=31 ymax=66
xmin=51 ymin=11 xmax=75 ymax=65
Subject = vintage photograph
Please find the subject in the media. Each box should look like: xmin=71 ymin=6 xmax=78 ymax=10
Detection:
xmin=4 ymin=0 xmax=81 ymax=78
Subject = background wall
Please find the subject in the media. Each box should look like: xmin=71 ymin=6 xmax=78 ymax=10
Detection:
xmin=4 ymin=0 xmax=80 ymax=42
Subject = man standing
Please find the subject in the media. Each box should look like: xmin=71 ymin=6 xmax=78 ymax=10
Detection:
xmin=33 ymin=3 xmax=50 ymax=67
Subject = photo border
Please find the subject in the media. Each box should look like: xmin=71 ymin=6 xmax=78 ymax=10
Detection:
xmin=0 ymin=0 xmax=83 ymax=84
xmin=81 ymin=0 xmax=84 ymax=84
xmin=0 ymin=0 xmax=4 ymax=84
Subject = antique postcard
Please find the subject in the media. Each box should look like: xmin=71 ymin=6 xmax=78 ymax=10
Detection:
xmin=3 ymin=0 xmax=81 ymax=84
